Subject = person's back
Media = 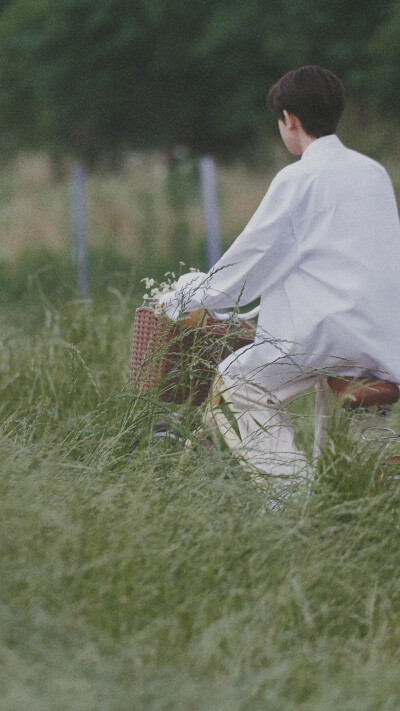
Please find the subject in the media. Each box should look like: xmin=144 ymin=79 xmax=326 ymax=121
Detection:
xmin=260 ymin=134 xmax=400 ymax=383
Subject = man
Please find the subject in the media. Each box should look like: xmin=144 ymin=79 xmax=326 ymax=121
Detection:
xmin=160 ymin=66 xmax=400 ymax=479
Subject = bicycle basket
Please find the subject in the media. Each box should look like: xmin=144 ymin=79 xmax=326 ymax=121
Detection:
xmin=130 ymin=306 xmax=255 ymax=405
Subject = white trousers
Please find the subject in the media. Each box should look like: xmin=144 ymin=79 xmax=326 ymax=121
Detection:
xmin=215 ymin=374 xmax=391 ymax=480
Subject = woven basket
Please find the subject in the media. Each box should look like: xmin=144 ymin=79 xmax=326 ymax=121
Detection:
xmin=131 ymin=307 xmax=255 ymax=405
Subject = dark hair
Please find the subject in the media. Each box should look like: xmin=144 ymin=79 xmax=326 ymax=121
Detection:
xmin=266 ymin=66 xmax=345 ymax=137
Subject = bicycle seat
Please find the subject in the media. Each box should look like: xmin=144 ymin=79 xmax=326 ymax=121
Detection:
xmin=327 ymin=376 xmax=399 ymax=409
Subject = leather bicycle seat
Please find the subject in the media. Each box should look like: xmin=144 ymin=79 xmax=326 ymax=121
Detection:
xmin=327 ymin=376 xmax=399 ymax=409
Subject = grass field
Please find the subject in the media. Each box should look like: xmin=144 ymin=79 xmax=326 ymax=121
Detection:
xmin=1 ymin=253 xmax=400 ymax=711
xmin=1 ymin=148 xmax=400 ymax=710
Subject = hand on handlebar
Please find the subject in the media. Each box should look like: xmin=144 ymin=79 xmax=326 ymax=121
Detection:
xmin=158 ymin=271 xmax=207 ymax=320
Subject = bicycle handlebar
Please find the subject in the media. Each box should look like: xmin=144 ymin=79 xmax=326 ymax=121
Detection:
xmin=207 ymin=306 xmax=260 ymax=322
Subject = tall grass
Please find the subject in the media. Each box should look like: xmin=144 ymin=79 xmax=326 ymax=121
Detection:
xmin=1 ymin=256 xmax=400 ymax=710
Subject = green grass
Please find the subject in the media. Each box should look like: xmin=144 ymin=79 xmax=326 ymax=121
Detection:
xmin=1 ymin=252 xmax=400 ymax=710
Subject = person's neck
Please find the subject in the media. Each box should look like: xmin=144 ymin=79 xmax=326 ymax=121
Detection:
xmin=299 ymin=132 xmax=317 ymax=155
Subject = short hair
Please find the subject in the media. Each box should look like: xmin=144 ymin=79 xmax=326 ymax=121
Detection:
xmin=266 ymin=66 xmax=345 ymax=137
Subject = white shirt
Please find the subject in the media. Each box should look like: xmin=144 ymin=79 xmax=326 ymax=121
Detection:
xmin=162 ymin=135 xmax=400 ymax=390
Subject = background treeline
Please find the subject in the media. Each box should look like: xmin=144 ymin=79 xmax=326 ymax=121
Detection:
xmin=0 ymin=0 xmax=399 ymax=164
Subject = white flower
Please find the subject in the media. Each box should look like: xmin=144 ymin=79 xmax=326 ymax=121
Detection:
xmin=141 ymin=266 xmax=199 ymax=309
xmin=141 ymin=277 xmax=155 ymax=289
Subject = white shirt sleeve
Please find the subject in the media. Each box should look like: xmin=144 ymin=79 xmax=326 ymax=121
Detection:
xmin=160 ymin=186 xmax=298 ymax=318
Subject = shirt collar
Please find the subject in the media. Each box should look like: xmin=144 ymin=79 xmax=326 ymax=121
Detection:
xmin=301 ymin=134 xmax=343 ymax=160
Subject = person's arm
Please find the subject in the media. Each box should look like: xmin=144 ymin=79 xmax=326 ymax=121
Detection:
xmin=160 ymin=186 xmax=298 ymax=319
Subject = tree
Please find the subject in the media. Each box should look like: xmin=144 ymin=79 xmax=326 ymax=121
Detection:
xmin=367 ymin=0 xmax=400 ymax=110
xmin=0 ymin=0 xmax=395 ymax=163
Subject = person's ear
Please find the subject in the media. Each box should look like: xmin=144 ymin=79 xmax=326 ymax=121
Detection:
xmin=282 ymin=110 xmax=301 ymax=130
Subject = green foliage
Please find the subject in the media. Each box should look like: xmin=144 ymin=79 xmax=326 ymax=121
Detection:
xmin=367 ymin=2 xmax=400 ymax=108
xmin=0 ymin=0 xmax=398 ymax=161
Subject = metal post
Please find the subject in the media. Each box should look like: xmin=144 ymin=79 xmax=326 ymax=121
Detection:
xmin=71 ymin=160 xmax=89 ymax=297
xmin=199 ymin=155 xmax=222 ymax=269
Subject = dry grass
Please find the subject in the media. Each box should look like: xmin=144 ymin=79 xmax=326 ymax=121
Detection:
xmin=1 ymin=129 xmax=400 ymax=272
xmin=0 ymin=147 xmax=297 ymax=267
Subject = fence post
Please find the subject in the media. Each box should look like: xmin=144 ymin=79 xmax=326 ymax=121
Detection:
xmin=199 ymin=155 xmax=222 ymax=269
xmin=71 ymin=160 xmax=89 ymax=297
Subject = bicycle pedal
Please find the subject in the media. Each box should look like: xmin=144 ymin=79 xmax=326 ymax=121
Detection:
xmin=129 ymin=420 xmax=183 ymax=452
xmin=380 ymin=456 xmax=400 ymax=481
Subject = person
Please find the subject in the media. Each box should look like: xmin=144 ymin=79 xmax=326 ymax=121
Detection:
xmin=159 ymin=65 xmax=400 ymax=481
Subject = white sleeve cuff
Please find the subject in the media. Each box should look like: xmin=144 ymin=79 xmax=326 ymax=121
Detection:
xmin=157 ymin=271 xmax=207 ymax=321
